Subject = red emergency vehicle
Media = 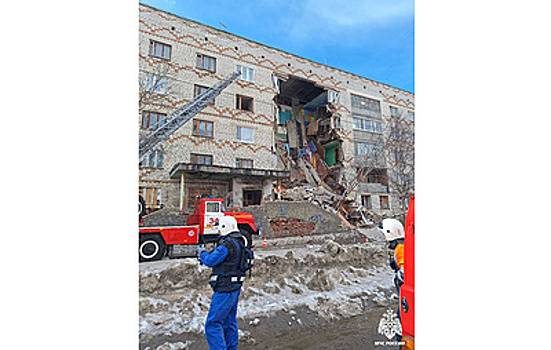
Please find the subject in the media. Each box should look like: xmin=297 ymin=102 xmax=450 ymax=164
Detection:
xmin=400 ymin=195 xmax=415 ymax=349
xmin=139 ymin=198 xmax=260 ymax=262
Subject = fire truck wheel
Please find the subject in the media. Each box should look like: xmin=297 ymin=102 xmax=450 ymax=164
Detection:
xmin=139 ymin=234 xmax=166 ymax=262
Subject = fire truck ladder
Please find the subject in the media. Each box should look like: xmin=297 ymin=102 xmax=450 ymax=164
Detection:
xmin=139 ymin=71 xmax=240 ymax=159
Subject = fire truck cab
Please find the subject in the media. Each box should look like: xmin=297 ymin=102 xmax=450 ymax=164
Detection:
xmin=139 ymin=198 xmax=260 ymax=262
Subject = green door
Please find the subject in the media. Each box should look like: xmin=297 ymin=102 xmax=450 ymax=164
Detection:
xmin=324 ymin=143 xmax=337 ymax=166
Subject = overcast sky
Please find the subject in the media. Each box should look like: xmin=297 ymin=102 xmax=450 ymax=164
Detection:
xmin=142 ymin=0 xmax=414 ymax=92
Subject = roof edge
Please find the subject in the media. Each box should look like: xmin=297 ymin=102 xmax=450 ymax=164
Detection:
xmin=139 ymin=2 xmax=414 ymax=96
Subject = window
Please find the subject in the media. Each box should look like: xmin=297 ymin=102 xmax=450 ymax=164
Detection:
xmin=390 ymin=106 xmax=400 ymax=117
xmin=236 ymin=126 xmax=254 ymax=143
xmin=236 ymin=94 xmax=254 ymax=112
xmin=190 ymin=153 xmax=213 ymax=165
xmin=140 ymin=187 xmax=162 ymax=209
xmin=236 ymin=158 xmax=253 ymax=168
xmin=352 ymin=116 xmax=383 ymax=133
xmin=236 ymin=65 xmax=255 ymax=82
xmin=140 ymin=149 xmax=164 ymax=168
xmin=380 ymin=195 xmax=390 ymax=210
xmin=196 ymin=53 xmax=216 ymax=72
xmin=149 ymin=40 xmax=171 ymax=60
xmin=351 ymin=94 xmax=381 ymax=114
xmin=141 ymin=111 xmax=167 ymax=130
xmin=243 ymin=190 xmax=262 ymax=206
xmin=406 ymin=111 xmax=415 ymax=121
xmin=361 ymin=194 xmax=372 ymax=209
xmin=194 ymin=84 xmax=214 ymax=105
xmin=192 ymin=119 xmax=214 ymax=138
xmin=355 ymin=142 xmax=382 ymax=156
xmin=206 ymin=202 xmax=220 ymax=213
xmin=367 ymin=169 xmax=388 ymax=185
xmin=145 ymin=73 xmax=169 ymax=94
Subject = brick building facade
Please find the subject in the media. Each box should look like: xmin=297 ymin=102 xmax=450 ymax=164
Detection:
xmin=139 ymin=4 xmax=414 ymax=215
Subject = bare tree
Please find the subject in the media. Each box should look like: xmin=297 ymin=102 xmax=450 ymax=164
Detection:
xmin=383 ymin=112 xmax=415 ymax=220
xmin=344 ymin=137 xmax=386 ymax=198
xmin=139 ymin=64 xmax=172 ymax=111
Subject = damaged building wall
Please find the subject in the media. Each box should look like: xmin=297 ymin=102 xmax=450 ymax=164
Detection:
xmin=139 ymin=4 xmax=414 ymax=216
xmin=245 ymin=201 xmax=345 ymax=239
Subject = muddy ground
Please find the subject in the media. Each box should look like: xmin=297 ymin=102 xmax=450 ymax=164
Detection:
xmin=140 ymin=229 xmax=400 ymax=350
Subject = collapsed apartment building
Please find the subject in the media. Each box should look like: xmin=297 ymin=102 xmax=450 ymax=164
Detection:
xmin=139 ymin=4 xmax=414 ymax=225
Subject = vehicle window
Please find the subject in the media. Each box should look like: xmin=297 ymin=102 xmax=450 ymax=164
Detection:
xmin=206 ymin=202 xmax=220 ymax=213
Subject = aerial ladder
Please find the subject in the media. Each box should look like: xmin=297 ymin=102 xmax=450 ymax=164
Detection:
xmin=139 ymin=71 xmax=240 ymax=160
xmin=139 ymin=71 xmax=240 ymax=218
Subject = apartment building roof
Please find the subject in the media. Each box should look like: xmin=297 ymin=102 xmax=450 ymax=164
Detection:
xmin=139 ymin=3 xmax=414 ymax=96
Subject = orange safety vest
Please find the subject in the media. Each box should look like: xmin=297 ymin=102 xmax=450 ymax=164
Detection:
xmin=394 ymin=242 xmax=405 ymax=269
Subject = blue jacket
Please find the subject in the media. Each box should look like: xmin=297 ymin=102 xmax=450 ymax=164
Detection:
xmin=200 ymin=235 xmax=245 ymax=292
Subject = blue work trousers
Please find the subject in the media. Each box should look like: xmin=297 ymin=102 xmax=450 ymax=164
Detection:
xmin=205 ymin=289 xmax=241 ymax=350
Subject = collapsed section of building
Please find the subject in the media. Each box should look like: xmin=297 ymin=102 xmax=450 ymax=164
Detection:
xmin=138 ymin=4 xmax=414 ymax=230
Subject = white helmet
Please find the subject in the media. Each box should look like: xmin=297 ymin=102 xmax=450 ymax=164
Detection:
xmin=378 ymin=218 xmax=405 ymax=242
xmin=217 ymin=216 xmax=239 ymax=236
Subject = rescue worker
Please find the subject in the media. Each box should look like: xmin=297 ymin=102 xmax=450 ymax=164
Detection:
xmin=378 ymin=218 xmax=405 ymax=295
xmin=197 ymin=216 xmax=250 ymax=350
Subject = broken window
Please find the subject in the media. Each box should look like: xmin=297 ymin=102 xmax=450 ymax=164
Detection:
xmin=379 ymin=195 xmax=390 ymax=209
xmin=140 ymin=187 xmax=162 ymax=210
xmin=351 ymin=94 xmax=381 ymax=114
xmin=236 ymin=94 xmax=254 ymax=112
xmin=361 ymin=194 xmax=372 ymax=209
xmin=141 ymin=111 xmax=167 ymax=130
xmin=194 ymin=84 xmax=215 ymax=104
xmin=149 ymin=40 xmax=171 ymax=60
xmin=140 ymin=149 xmax=164 ymax=168
xmin=236 ymin=158 xmax=253 ymax=168
xmin=196 ymin=53 xmax=216 ymax=72
xmin=353 ymin=116 xmax=383 ymax=133
xmin=236 ymin=65 xmax=255 ymax=82
xmin=190 ymin=153 xmax=213 ymax=165
xmin=192 ymin=119 xmax=213 ymax=138
xmin=367 ymin=169 xmax=388 ymax=185
xmin=236 ymin=126 xmax=254 ymax=143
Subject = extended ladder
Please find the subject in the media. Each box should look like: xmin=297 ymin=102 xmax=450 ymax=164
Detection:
xmin=139 ymin=71 xmax=240 ymax=159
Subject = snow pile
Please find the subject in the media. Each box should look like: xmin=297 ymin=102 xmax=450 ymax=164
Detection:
xmin=139 ymin=238 xmax=392 ymax=345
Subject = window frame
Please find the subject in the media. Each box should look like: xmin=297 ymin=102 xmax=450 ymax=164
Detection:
xmin=196 ymin=53 xmax=217 ymax=72
xmin=379 ymin=195 xmax=390 ymax=210
xmin=236 ymin=64 xmax=255 ymax=82
xmin=149 ymin=40 xmax=172 ymax=60
xmin=352 ymin=115 xmax=383 ymax=134
xmin=236 ymin=126 xmax=254 ymax=143
xmin=140 ymin=149 xmax=164 ymax=169
xmin=141 ymin=111 xmax=167 ymax=130
xmin=235 ymin=94 xmax=254 ymax=112
xmin=236 ymin=158 xmax=254 ymax=169
xmin=193 ymin=84 xmax=215 ymax=105
xmin=192 ymin=119 xmax=214 ymax=138
xmin=190 ymin=153 xmax=213 ymax=166
xmin=361 ymin=194 xmax=372 ymax=209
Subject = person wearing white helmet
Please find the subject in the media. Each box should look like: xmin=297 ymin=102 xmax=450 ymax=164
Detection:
xmin=197 ymin=216 xmax=253 ymax=350
xmin=378 ymin=218 xmax=405 ymax=293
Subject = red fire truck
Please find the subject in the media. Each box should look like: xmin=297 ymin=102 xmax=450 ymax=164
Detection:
xmin=139 ymin=197 xmax=260 ymax=262
xmin=400 ymin=195 xmax=415 ymax=349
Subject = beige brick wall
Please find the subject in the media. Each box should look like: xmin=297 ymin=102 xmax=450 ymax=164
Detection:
xmin=138 ymin=4 xmax=414 ymax=212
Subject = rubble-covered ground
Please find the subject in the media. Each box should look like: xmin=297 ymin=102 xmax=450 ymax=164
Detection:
xmin=140 ymin=229 xmax=398 ymax=350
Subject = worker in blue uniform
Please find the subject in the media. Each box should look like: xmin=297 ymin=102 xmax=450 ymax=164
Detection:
xmin=198 ymin=216 xmax=252 ymax=350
